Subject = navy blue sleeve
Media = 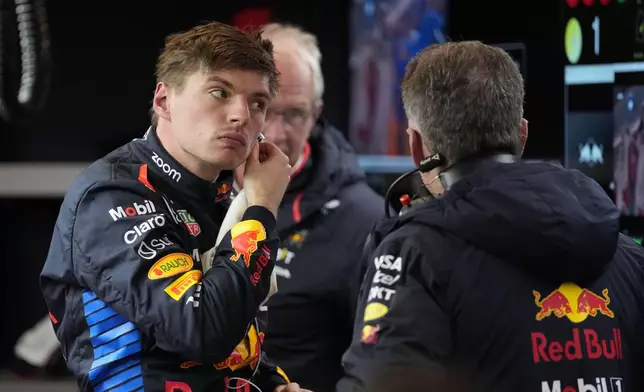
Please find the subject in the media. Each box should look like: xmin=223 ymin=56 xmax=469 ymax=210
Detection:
xmin=255 ymin=350 xmax=290 ymax=392
xmin=337 ymin=237 xmax=453 ymax=392
xmin=72 ymin=180 xmax=278 ymax=362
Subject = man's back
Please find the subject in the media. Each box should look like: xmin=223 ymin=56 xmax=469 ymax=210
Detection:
xmin=339 ymin=159 xmax=644 ymax=392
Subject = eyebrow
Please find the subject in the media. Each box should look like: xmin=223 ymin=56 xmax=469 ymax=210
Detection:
xmin=206 ymin=75 xmax=234 ymax=88
xmin=206 ymin=75 xmax=271 ymax=101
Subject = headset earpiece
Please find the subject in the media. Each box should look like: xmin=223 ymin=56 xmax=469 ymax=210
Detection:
xmin=418 ymin=153 xmax=445 ymax=173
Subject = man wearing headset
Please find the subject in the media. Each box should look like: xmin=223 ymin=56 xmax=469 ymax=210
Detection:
xmin=337 ymin=41 xmax=644 ymax=391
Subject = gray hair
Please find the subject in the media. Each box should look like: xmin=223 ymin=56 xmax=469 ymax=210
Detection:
xmin=261 ymin=23 xmax=324 ymax=105
xmin=401 ymin=41 xmax=525 ymax=164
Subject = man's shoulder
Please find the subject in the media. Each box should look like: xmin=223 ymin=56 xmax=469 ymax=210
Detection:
xmin=63 ymin=143 xmax=148 ymax=217
xmin=614 ymin=234 xmax=644 ymax=269
xmin=373 ymin=225 xmax=424 ymax=255
xmin=316 ymin=182 xmax=385 ymax=253
xmin=374 ymin=220 xmax=460 ymax=267
xmin=336 ymin=182 xmax=385 ymax=219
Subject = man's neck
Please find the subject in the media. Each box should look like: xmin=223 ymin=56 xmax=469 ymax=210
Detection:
xmin=420 ymin=168 xmax=444 ymax=196
xmin=155 ymin=122 xmax=221 ymax=182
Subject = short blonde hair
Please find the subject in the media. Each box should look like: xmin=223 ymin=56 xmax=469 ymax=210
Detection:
xmin=261 ymin=23 xmax=324 ymax=105
xmin=151 ymin=21 xmax=278 ymax=125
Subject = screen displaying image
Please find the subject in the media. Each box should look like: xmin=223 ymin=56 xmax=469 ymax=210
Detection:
xmin=613 ymin=72 xmax=644 ymax=217
xmin=349 ymin=0 xmax=447 ymax=157
xmin=564 ymin=83 xmax=614 ymax=188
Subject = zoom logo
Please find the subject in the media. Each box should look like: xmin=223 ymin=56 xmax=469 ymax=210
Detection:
xmin=152 ymin=152 xmax=181 ymax=182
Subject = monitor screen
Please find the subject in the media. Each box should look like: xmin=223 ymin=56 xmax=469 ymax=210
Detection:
xmin=563 ymin=0 xmax=644 ymax=194
xmin=349 ymin=0 xmax=448 ymax=172
xmin=613 ymin=71 xmax=644 ymax=217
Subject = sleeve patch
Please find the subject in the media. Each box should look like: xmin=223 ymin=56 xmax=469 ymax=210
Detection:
xmin=164 ymin=270 xmax=202 ymax=300
xmin=147 ymin=253 xmax=194 ymax=280
xmin=230 ymin=220 xmax=267 ymax=267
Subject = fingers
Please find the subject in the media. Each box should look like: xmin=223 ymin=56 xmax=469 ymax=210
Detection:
xmin=282 ymin=383 xmax=301 ymax=392
xmin=258 ymin=142 xmax=290 ymax=166
xmin=245 ymin=143 xmax=260 ymax=169
xmin=258 ymin=141 xmax=283 ymax=159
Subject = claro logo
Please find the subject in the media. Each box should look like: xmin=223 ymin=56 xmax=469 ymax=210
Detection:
xmin=124 ymin=215 xmax=166 ymax=244
xmin=152 ymin=152 xmax=181 ymax=182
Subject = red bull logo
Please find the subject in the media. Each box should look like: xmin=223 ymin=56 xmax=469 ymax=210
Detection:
xmin=287 ymin=230 xmax=307 ymax=246
xmin=531 ymin=327 xmax=622 ymax=363
xmin=249 ymin=245 xmax=271 ymax=286
xmin=215 ymin=183 xmax=231 ymax=202
xmin=214 ymin=325 xmax=264 ymax=371
xmin=533 ymin=283 xmax=614 ymax=323
xmin=360 ymin=324 xmax=380 ymax=344
xmin=531 ymin=283 xmax=621 ymax=364
xmin=179 ymin=361 xmax=202 ymax=369
xmin=230 ymin=220 xmax=267 ymax=267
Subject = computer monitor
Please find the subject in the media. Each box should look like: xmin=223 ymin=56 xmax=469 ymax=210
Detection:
xmin=563 ymin=0 xmax=644 ymax=198
xmin=349 ymin=0 xmax=448 ymax=173
xmin=613 ymin=71 xmax=644 ymax=218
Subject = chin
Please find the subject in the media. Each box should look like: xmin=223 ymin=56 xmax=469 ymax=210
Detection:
xmin=201 ymin=148 xmax=246 ymax=171
xmin=204 ymin=157 xmax=240 ymax=171
xmin=215 ymin=155 xmax=246 ymax=171
xmin=219 ymin=161 xmax=244 ymax=171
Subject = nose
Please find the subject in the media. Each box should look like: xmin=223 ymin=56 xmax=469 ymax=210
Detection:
xmin=227 ymin=96 xmax=250 ymax=126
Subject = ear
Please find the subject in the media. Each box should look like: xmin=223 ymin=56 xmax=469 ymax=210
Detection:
xmin=152 ymin=82 xmax=172 ymax=122
xmin=407 ymin=127 xmax=425 ymax=167
xmin=520 ymin=118 xmax=529 ymax=155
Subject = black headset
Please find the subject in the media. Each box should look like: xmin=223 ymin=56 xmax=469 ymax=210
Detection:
xmin=383 ymin=151 xmax=520 ymax=218
xmin=383 ymin=153 xmax=445 ymax=218
xmin=0 ymin=0 xmax=52 ymax=122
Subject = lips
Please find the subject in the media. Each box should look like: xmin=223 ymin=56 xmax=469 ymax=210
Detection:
xmin=218 ymin=132 xmax=247 ymax=147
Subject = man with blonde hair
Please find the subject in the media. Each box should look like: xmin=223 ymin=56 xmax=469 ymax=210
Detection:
xmin=233 ymin=23 xmax=385 ymax=392
xmin=41 ymin=21 xmax=310 ymax=392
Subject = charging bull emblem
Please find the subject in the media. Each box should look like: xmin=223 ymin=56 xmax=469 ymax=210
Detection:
xmin=230 ymin=220 xmax=267 ymax=267
xmin=214 ymin=325 xmax=264 ymax=371
xmin=533 ymin=283 xmax=614 ymax=323
xmin=215 ymin=183 xmax=232 ymax=203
